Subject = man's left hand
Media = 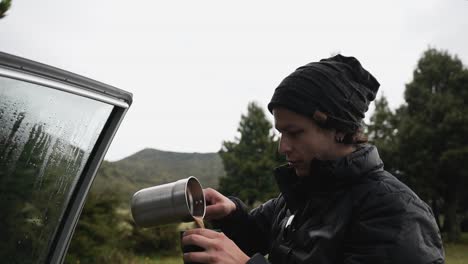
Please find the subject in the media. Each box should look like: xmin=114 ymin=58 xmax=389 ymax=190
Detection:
xmin=182 ymin=228 xmax=250 ymax=264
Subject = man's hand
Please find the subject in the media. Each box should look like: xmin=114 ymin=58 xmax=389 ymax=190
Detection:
xmin=203 ymin=188 xmax=236 ymax=220
xmin=182 ymin=228 xmax=250 ymax=264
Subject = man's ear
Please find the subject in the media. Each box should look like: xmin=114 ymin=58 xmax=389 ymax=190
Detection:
xmin=335 ymin=131 xmax=345 ymax=143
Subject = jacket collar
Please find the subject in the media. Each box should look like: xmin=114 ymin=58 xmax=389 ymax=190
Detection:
xmin=273 ymin=144 xmax=384 ymax=211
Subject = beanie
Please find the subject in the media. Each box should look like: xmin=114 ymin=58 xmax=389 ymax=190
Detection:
xmin=267 ymin=54 xmax=380 ymax=133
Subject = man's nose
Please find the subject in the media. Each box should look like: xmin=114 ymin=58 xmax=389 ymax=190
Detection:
xmin=278 ymin=136 xmax=292 ymax=155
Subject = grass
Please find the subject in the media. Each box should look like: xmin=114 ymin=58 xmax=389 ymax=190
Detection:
xmin=445 ymin=233 xmax=468 ymax=264
xmin=129 ymin=255 xmax=182 ymax=264
xmin=445 ymin=243 xmax=468 ymax=264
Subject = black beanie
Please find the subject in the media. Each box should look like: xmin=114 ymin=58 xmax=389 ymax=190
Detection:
xmin=267 ymin=54 xmax=380 ymax=133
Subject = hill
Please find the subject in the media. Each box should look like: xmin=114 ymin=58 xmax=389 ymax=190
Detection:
xmin=90 ymin=148 xmax=225 ymax=200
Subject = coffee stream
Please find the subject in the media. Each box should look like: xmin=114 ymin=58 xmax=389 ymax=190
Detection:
xmin=193 ymin=216 xmax=205 ymax=229
xmin=191 ymin=196 xmax=205 ymax=229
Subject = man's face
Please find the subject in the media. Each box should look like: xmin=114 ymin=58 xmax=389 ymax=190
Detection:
xmin=273 ymin=107 xmax=338 ymax=177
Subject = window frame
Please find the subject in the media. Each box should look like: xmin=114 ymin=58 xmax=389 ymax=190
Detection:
xmin=0 ymin=52 xmax=133 ymax=264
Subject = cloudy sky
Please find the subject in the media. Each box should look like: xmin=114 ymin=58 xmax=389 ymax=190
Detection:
xmin=1 ymin=0 xmax=467 ymax=161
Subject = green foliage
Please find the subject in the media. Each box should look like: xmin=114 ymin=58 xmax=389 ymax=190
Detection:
xmin=369 ymin=48 xmax=468 ymax=242
xmin=401 ymin=48 xmax=468 ymax=227
xmin=0 ymin=0 xmax=11 ymax=19
xmin=129 ymin=222 xmax=180 ymax=255
xmin=218 ymin=102 xmax=282 ymax=207
xmin=367 ymin=95 xmax=400 ymax=175
xmin=65 ymin=191 xmax=126 ymax=263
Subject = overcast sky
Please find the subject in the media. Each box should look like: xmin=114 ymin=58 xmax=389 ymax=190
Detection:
xmin=1 ymin=0 xmax=467 ymax=161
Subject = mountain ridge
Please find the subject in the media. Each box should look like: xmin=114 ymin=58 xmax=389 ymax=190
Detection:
xmin=92 ymin=148 xmax=225 ymax=198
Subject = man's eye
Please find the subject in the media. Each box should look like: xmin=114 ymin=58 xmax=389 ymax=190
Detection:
xmin=288 ymin=130 xmax=303 ymax=137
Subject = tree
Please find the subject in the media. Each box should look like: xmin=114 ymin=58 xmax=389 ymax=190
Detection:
xmin=397 ymin=48 xmax=468 ymax=241
xmin=0 ymin=0 xmax=11 ymax=19
xmin=218 ymin=102 xmax=282 ymax=207
xmin=65 ymin=191 xmax=128 ymax=264
xmin=367 ymin=95 xmax=400 ymax=176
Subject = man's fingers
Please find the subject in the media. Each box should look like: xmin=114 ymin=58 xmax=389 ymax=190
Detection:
xmin=205 ymin=203 xmax=226 ymax=220
xmin=203 ymin=188 xmax=221 ymax=204
xmin=182 ymin=233 xmax=213 ymax=250
xmin=183 ymin=251 xmax=212 ymax=264
xmin=183 ymin=228 xmax=221 ymax=239
xmin=202 ymin=188 xmax=236 ymax=220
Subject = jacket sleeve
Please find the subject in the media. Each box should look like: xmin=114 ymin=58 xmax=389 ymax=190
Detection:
xmin=343 ymin=185 xmax=445 ymax=264
xmin=211 ymin=196 xmax=278 ymax=257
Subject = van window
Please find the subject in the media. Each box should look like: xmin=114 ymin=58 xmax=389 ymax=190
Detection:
xmin=0 ymin=76 xmax=113 ymax=263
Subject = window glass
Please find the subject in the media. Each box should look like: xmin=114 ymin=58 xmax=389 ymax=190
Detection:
xmin=0 ymin=76 xmax=113 ymax=263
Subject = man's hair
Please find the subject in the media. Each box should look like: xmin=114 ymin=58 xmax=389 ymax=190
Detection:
xmin=312 ymin=110 xmax=368 ymax=145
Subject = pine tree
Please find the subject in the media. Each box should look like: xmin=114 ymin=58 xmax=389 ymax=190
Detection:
xmin=0 ymin=0 xmax=11 ymax=19
xmin=218 ymin=102 xmax=281 ymax=207
xmin=398 ymin=48 xmax=468 ymax=241
xmin=367 ymin=95 xmax=400 ymax=176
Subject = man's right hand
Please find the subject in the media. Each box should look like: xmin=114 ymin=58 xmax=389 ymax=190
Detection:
xmin=203 ymin=188 xmax=236 ymax=220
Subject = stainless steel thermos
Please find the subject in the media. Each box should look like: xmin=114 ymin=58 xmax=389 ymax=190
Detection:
xmin=131 ymin=176 xmax=205 ymax=227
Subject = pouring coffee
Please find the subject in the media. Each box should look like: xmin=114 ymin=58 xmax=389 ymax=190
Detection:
xmin=131 ymin=176 xmax=206 ymax=227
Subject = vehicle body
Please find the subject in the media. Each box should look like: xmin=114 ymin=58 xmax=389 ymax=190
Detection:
xmin=0 ymin=52 xmax=132 ymax=263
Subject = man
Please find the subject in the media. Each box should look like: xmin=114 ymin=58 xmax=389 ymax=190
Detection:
xmin=182 ymin=55 xmax=445 ymax=264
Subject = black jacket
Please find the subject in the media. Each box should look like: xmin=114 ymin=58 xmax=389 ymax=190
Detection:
xmin=213 ymin=145 xmax=444 ymax=264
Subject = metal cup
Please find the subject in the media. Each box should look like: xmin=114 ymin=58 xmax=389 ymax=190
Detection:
xmin=131 ymin=176 xmax=205 ymax=227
